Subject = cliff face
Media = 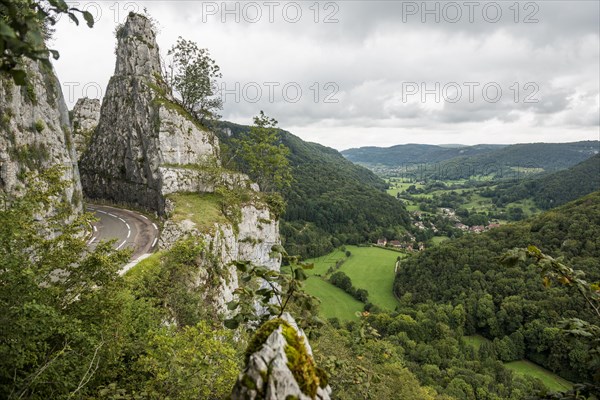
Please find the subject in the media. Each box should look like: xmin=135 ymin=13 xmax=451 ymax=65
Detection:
xmin=79 ymin=13 xmax=218 ymax=214
xmin=160 ymin=203 xmax=281 ymax=310
xmin=0 ymin=60 xmax=82 ymax=211
xmin=71 ymin=97 xmax=101 ymax=159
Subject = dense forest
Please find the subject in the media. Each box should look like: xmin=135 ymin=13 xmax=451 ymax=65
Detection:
xmin=393 ymin=192 xmax=600 ymax=386
xmin=216 ymin=121 xmax=411 ymax=258
xmin=481 ymin=154 xmax=600 ymax=209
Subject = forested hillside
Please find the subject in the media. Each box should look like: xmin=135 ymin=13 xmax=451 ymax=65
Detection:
xmin=342 ymin=143 xmax=504 ymax=166
xmin=342 ymin=141 xmax=598 ymax=180
xmin=459 ymin=141 xmax=598 ymax=172
xmin=217 ymin=121 xmax=411 ymax=258
xmin=481 ymin=154 xmax=600 ymax=209
xmin=394 ymin=192 xmax=600 ymax=384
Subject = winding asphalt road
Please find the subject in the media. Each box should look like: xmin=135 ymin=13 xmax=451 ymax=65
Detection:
xmin=86 ymin=204 xmax=160 ymax=273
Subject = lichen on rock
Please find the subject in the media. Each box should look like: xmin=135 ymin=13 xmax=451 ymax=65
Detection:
xmin=232 ymin=313 xmax=332 ymax=400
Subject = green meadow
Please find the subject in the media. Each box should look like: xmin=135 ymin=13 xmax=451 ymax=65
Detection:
xmin=304 ymin=245 xmax=401 ymax=320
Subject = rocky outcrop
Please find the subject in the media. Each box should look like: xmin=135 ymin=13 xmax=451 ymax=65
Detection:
xmin=79 ymin=13 xmax=218 ymax=214
xmin=232 ymin=313 xmax=332 ymax=400
xmin=159 ymin=166 xmax=259 ymax=196
xmin=0 ymin=60 xmax=82 ymax=212
xmin=160 ymin=203 xmax=281 ymax=310
xmin=78 ymin=12 xmax=282 ymax=317
xmin=71 ymin=97 xmax=100 ymax=159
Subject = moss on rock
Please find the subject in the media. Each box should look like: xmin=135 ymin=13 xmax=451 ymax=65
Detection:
xmin=244 ymin=317 xmax=327 ymax=399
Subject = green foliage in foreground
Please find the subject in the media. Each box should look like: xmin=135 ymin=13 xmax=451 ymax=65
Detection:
xmin=0 ymin=0 xmax=93 ymax=84
xmin=0 ymin=170 xmax=240 ymax=399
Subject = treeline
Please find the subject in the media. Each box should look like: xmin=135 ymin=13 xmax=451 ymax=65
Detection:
xmin=481 ymin=154 xmax=600 ymax=210
xmin=216 ymin=121 xmax=411 ymax=258
xmin=329 ymin=271 xmax=369 ymax=302
xmin=394 ymin=191 xmax=600 ymax=384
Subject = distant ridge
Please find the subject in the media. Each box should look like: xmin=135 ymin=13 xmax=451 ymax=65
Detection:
xmin=341 ymin=141 xmax=599 ymax=176
xmin=485 ymin=153 xmax=600 ymax=209
xmin=341 ymin=143 xmax=506 ymax=166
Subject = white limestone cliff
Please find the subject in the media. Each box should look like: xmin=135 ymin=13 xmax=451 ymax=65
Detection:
xmin=79 ymin=13 xmax=218 ymax=213
xmin=79 ymin=12 xmax=282 ymax=312
xmin=70 ymin=97 xmax=101 ymax=159
xmin=0 ymin=60 xmax=82 ymax=212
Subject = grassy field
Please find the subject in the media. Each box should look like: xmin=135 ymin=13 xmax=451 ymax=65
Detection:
xmin=304 ymin=246 xmax=400 ymax=319
xmin=505 ymin=360 xmax=572 ymax=392
xmin=304 ymin=277 xmax=363 ymax=320
xmin=386 ymin=181 xmax=425 ymax=197
xmin=463 ymin=335 xmax=573 ymax=392
xmin=339 ymin=247 xmax=400 ymax=311
xmin=431 ymin=236 xmax=450 ymax=245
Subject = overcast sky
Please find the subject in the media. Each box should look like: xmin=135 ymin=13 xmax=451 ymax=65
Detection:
xmin=51 ymin=1 xmax=600 ymax=150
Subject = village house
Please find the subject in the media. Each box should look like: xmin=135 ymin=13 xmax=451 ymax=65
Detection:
xmin=377 ymin=238 xmax=387 ymax=246
xmin=454 ymin=222 xmax=468 ymax=231
xmin=440 ymin=208 xmax=455 ymax=216
xmin=414 ymin=221 xmax=426 ymax=230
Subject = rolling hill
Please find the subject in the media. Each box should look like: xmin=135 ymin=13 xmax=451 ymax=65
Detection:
xmin=342 ymin=141 xmax=599 ymax=180
xmin=394 ymin=191 xmax=600 ymax=383
xmin=216 ymin=121 xmax=411 ymax=258
xmin=482 ymin=153 xmax=600 ymax=209
xmin=341 ymin=143 xmax=504 ymax=166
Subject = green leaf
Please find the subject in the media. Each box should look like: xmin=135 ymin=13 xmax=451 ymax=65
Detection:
xmin=68 ymin=13 xmax=79 ymax=26
xmin=233 ymin=261 xmax=249 ymax=272
xmin=0 ymin=21 xmax=17 ymax=39
xmin=82 ymin=11 xmax=95 ymax=28
xmin=294 ymin=268 xmax=308 ymax=281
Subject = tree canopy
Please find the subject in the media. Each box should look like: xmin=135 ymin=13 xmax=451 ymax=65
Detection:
xmin=166 ymin=36 xmax=222 ymax=124
xmin=232 ymin=111 xmax=293 ymax=193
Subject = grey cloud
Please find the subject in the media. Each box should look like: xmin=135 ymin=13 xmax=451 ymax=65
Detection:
xmin=50 ymin=0 xmax=598 ymax=147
